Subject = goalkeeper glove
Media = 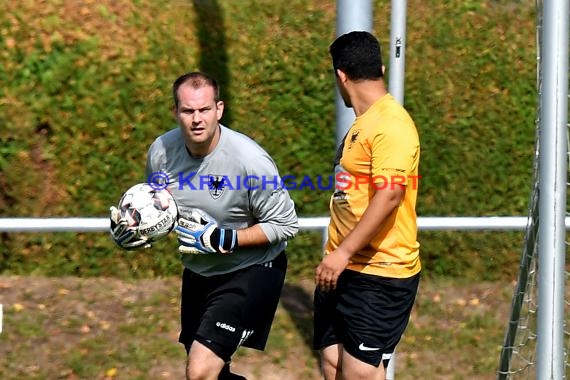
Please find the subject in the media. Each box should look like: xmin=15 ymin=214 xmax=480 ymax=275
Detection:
xmin=109 ymin=206 xmax=151 ymax=250
xmin=174 ymin=209 xmax=238 ymax=255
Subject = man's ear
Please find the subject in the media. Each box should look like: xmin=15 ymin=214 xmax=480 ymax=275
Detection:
xmin=336 ymin=69 xmax=348 ymax=84
xmin=216 ymin=101 xmax=224 ymax=121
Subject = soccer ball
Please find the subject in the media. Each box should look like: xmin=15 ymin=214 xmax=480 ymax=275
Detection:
xmin=117 ymin=183 xmax=178 ymax=241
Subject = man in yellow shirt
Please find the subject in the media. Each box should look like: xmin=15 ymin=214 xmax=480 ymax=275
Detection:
xmin=314 ymin=31 xmax=421 ymax=380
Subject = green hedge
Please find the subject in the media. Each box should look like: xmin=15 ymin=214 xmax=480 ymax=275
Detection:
xmin=0 ymin=0 xmax=537 ymax=281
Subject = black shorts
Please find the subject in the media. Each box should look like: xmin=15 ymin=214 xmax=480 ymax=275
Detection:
xmin=179 ymin=251 xmax=287 ymax=362
xmin=313 ymin=269 xmax=420 ymax=367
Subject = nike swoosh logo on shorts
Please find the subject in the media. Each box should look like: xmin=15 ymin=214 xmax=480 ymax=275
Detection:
xmin=358 ymin=343 xmax=380 ymax=351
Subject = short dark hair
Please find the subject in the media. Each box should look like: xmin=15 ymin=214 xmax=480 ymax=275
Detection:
xmin=329 ymin=31 xmax=383 ymax=80
xmin=172 ymin=71 xmax=220 ymax=108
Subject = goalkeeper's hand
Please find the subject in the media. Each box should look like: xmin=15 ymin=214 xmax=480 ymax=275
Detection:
xmin=174 ymin=209 xmax=238 ymax=255
xmin=109 ymin=206 xmax=151 ymax=250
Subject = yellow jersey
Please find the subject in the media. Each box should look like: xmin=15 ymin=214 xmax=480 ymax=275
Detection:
xmin=326 ymin=93 xmax=421 ymax=278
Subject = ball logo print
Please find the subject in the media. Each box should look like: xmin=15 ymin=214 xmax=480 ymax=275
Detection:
xmin=117 ymin=183 xmax=178 ymax=242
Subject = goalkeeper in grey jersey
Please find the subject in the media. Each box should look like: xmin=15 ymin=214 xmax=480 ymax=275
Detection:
xmin=148 ymin=72 xmax=298 ymax=380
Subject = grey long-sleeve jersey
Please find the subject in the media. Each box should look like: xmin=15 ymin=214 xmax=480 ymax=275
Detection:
xmin=145 ymin=125 xmax=299 ymax=276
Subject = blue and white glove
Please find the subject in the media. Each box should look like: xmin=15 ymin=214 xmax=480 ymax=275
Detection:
xmin=174 ymin=209 xmax=238 ymax=255
xmin=109 ymin=206 xmax=151 ymax=250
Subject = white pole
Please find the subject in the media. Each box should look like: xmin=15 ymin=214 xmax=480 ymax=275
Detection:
xmin=0 ymin=216 xmax=562 ymax=232
xmin=386 ymin=1 xmax=408 ymax=378
xmin=536 ymin=0 xmax=568 ymax=378
xmin=388 ymin=0 xmax=407 ymax=104
xmin=335 ymin=0 xmax=373 ymax=147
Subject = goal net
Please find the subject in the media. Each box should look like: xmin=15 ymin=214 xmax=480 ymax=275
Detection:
xmin=497 ymin=0 xmax=569 ymax=378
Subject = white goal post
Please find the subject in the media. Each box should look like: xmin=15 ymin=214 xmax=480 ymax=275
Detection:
xmin=0 ymin=216 xmax=556 ymax=233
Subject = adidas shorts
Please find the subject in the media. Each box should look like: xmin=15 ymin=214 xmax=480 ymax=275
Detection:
xmin=313 ymin=269 xmax=420 ymax=367
xmin=179 ymin=251 xmax=287 ymax=362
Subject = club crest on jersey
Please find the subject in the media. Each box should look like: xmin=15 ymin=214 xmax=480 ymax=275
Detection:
xmin=348 ymin=129 xmax=360 ymax=150
xmin=208 ymin=174 xmax=226 ymax=200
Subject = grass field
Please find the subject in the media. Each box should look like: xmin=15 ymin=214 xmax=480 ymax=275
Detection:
xmin=0 ymin=275 xmax=513 ymax=380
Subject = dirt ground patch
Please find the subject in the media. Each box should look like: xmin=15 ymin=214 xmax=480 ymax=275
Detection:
xmin=0 ymin=276 xmax=514 ymax=379
xmin=0 ymin=275 xmax=321 ymax=380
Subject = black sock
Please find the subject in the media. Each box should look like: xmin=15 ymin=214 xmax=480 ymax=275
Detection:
xmin=218 ymin=362 xmax=247 ymax=380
